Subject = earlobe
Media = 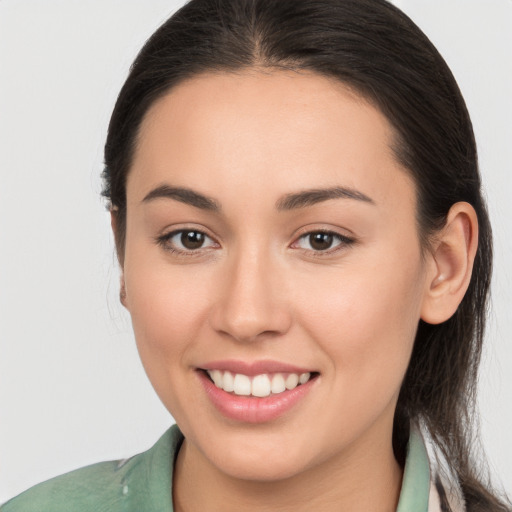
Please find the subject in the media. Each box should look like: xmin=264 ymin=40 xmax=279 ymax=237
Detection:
xmin=420 ymin=202 xmax=478 ymax=325
xmin=120 ymin=274 xmax=128 ymax=308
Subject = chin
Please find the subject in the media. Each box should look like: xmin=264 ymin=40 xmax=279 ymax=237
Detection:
xmin=192 ymin=426 xmax=320 ymax=483
xmin=213 ymin=451 xmax=310 ymax=482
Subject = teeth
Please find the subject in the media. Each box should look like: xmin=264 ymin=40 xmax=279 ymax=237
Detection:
xmin=206 ymin=370 xmax=313 ymax=397
xmin=271 ymin=374 xmax=286 ymax=394
xmin=285 ymin=373 xmax=299 ymax=390
xmin=252 ymin=374 xmax=271 ymax=397
xmin=299 ymin=372 xmax=310 ymax=384
xmin=223 ymin=371 xmax=234 ymax=392
xmin=233 ymin=374 xmax=251 ymax=396
xmin=211 ymin=369 xmax=223 ymax=388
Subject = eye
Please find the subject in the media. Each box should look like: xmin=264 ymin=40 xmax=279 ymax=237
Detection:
xmin=293 ymin=231 xmax=354 ymax=253
xmin=157 ymin=229 xmax=218 ymax=253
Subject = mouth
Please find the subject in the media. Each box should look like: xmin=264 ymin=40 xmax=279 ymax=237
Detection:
xmin=196 ymin=363 xmax=319 ymax=423
xmin=202 ymin=369 xmax=318 ymax=398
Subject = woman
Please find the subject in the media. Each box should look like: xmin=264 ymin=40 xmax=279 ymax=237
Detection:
xmin=1 ymin=0 xmax=510 ymax=511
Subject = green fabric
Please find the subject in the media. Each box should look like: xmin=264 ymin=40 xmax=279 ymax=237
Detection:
xmin=1 ymin=425 xmax=431 ymax=511
xmin=396 ymin=428 xmax=431 ymax=512
xmin=1 ymin=426 xmax=181 ymax=512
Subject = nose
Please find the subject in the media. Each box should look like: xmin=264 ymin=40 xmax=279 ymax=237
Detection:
xmin=209 ymin=248 xmax=292 ymax=343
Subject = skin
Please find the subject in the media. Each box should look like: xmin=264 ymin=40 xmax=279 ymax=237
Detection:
xmin=118 ymin=70 xmax=478 ymax=512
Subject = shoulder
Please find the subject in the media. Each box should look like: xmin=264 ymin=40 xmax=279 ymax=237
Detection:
xmin=1 ymin=459 xmax=127 ymax=512
xmin=1 ymin=425 xmax=182 ymax=512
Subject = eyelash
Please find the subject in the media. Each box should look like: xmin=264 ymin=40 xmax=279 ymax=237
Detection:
xmin=156 ymin=229 xmax=355 ymax=257
xmin=292 ymin=230 xmax=355 ymax=256
xmin=156 ymin=229 xmax=219 ymax=257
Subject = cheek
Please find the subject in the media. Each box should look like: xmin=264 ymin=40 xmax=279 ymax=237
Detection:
xmin=295 ymin=248 xmax=425 ymax=400
xmin=123 ymin=259 xmax=223 ymax=425
xmin=123 ymin=253 xmax=214 ymax=374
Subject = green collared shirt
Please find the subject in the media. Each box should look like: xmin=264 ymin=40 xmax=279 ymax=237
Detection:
xmin=1 ymin=424 xmax=433 ymax=512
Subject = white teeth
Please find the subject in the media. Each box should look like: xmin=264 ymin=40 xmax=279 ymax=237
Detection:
xmin=223 ymin=371 xmax=234 ymax=392
xmin=299 ymin=372 xmax=310 ymax=384
xmin=271 ymin=374 xmax=286 ymax=394
xmin=206 ymin=370 xmax=313 ymax=397
xmin=211 ymin=369 xmax=223 ymax=388
xmin=285 ymin=373 xmax=299 ymax=390
xmin=252 ymin=374 xmax=271 ymax=397
xmin=233 ymin=374 xmax=251 ymax=396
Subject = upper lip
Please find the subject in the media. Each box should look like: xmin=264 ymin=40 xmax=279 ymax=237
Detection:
xmin=198 ymin=359 xmax=315 ymax=376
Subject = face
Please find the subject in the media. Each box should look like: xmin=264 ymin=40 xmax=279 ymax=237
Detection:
xmin=122 ymin=70 xmax=431 ymax=481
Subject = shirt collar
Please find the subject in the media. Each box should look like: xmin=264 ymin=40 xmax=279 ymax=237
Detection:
xmin=154 ymin=424 xmax=439 ymax=512
xmin=396 ymin=426 xmax=431 ymax=512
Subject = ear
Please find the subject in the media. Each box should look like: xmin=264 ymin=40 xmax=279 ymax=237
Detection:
xmin=420 ymin=202 xmax=478 ymax=325
xmin=110 ymin=209 xmax=128 ymax=308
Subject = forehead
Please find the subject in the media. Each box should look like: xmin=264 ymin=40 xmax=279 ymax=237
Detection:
xmin=128 ymin=69 xmax=414 ymax=210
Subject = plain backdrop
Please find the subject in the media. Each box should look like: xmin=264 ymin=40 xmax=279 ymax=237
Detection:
xmin=0 ymin=0 xmax=511 ymax=504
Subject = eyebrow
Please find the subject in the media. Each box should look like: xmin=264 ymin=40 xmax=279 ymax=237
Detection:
xmin=142 ymin=185 xmax=221 ymax=212
xmin=276 ymin=186 xmax=375 ymax=210
xmin=142 ymin=184 xmax=374 ymax=212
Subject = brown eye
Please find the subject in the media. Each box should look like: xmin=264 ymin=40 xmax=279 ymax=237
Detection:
xmin=293 ymin=230 xmax=355 ymax=253
xmin=181 ymin=230 xmax=205 ymax=249
xmin=309 ymin=232 xmax=334 ymax=251
xmin=157 ymin=229 xmax=217 ymax=253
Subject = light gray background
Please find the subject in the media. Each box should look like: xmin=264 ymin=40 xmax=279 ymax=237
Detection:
xmin=1 ymin=0 xmax=511 ymax=503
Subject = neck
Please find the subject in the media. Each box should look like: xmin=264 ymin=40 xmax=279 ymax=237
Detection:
xmin=173 ymin=426 xmax=403 ymax=512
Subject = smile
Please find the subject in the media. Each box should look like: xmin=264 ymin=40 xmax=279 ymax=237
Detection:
xmin=197 ymin=361 xmax=319 ymax=423
xmin=206 ymin=370 xmax=312 ymax=397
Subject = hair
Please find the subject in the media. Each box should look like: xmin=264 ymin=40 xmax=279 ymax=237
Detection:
xmin=102 ymin=0 xmax=509 ymax=510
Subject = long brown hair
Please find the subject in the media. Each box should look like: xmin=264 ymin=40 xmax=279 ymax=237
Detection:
xmin=102 ymin=1 xmax=510 ymax=509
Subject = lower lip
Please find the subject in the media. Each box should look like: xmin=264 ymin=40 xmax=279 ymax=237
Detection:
xmin=197 ymin=370 xmax=316 ymax=423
